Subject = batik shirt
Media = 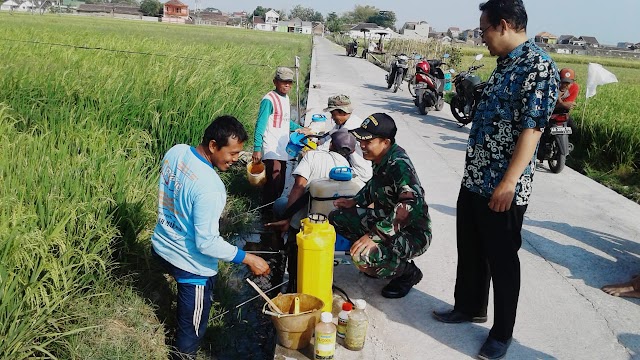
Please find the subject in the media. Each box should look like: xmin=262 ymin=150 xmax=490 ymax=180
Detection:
xmin=462 ymin=39 xmax=559 ymax=205
xmin=353 ymin=144 xmax=432 ymax=247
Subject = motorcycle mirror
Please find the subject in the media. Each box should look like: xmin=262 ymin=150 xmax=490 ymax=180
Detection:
xmin=475 ymin=54 xmax=484 ymax=61
xmin=449 ymin=69 xmax=456 ymax=74
xmin=443 ymin=53 xmax=450 ymax=58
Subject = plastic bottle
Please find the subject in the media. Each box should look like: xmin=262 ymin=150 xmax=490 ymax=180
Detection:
xmin=314 ymin=311 xmax=336 ymax=360
xmin=345 ymin=299 xmax=368 ymax=351
xmin=336 ymin=302 xmax=353 ymax=338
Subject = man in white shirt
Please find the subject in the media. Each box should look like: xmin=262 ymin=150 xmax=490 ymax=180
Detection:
xmin=266 ymin=130 xmax=364 ymax=291
xmin=319 ymin=94 xmax=372 ymax=183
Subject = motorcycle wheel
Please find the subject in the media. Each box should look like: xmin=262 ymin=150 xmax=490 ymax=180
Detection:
xmin=435 ymin=96 xmax=444 ymax=111
xmin=547 ymin=140 xmax=566 ymax=173
xmin=417 ymin=96 xmax=428 ymax=115
xmin=408 ymin=78 xmax=415 ymax=97
xmin=393 ymin=71 xmax=403 ymax=93
xmin=450 ymin=95 xmax=470 ymax=124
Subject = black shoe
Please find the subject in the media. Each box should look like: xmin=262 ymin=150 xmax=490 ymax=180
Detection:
xmin=381 ymin=261 xmax=423 ymax=298
xmin=432 ymin=309 xmax=488 ymax=323
xmin=478 ymin=337 xmax=512 ymax=360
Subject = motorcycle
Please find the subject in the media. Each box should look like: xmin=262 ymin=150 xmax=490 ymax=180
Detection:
xmin=450 ymin=54 xmax=485 ymax=126
xmin=409 ymin=54 xmax=449 ymax=115
xmin=538 ymin=113 xmax=574 ymax=173
xmin=345 ymin=40 xmax=358 ymax=57
xmin=385 ymin=53 xmax=409 ymax=93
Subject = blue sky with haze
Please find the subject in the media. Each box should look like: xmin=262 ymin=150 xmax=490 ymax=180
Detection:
xmin=186 ymin=0 xmax=640 ymax=45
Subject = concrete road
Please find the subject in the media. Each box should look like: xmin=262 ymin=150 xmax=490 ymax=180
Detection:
xmin=277 ymin=36 xmax=640 ymax=360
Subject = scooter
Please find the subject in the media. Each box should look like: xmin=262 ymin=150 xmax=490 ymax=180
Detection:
xmin=537 ymin=113 xmax=574 ymax=173
xmin=450 ymin=54 xmax=485 ymax=126
xmin=386 ymin=53 xmax=409 ymax=93
xmin=410 ymin=54 xmax=449 ymax=115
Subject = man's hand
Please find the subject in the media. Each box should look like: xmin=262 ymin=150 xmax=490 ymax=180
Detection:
xmin=488 ymin=179 xmax=516 ymax=212
xmin=264 ymin=219 xmax=290 ymax=237
xmin=350 ymin=233 xmax=377 ymax=260
xmin=243 ymin=253 xmax=271 ymax=276
xmin=334 ymin=198 xmax=356 ymax=209
xmin=296 ymin=127 xmax=313 ymax=136
xmin=252 ymin=151 xmax=262 ymax=164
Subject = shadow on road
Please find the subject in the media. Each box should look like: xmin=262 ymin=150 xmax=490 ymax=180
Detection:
xmin=523 ymin=219 xmax=640 ymax=303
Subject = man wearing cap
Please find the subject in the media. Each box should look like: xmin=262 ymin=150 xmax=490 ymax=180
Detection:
xmin=329 ymin=113 xmax=432 ymax=299
xmin=252 ymin=66 xmax=310 ymax=230
xmin=318 ymin=94 xmax=372 ymax=183
xmin=265 ymin=129 xmax=366 ymax=292
xmin=555 ymin=68 xmax=579 ymax=113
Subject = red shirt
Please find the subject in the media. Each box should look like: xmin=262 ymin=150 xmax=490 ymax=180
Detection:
xmin=561 ymin=82 xmax=579 ymax=102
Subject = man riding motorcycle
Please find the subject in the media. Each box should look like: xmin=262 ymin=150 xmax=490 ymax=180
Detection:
xmin=555 ymin=68 xmax=579 ymax=129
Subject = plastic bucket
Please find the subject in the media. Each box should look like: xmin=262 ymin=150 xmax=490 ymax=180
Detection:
xmin=264 ymin=293 xmax=324 ymax=350
xmin=246 ymin=161 xmax=266 ymax=187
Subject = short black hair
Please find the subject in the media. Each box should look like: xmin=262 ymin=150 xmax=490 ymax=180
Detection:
xmin=201 ymin=115 xmax=248 ymax=148
xmin=479 ymin=0 xmax=528 ymax=32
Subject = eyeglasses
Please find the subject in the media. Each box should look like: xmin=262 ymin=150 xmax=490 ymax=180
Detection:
xmin=479 ymin=25 xmax=493 ymax=38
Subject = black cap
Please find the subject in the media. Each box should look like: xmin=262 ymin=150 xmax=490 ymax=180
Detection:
xmin=351 ymin=113 xmax=397 ymax=141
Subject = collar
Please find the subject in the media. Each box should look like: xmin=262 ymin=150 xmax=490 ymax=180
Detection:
xmin=497 ymin=38 xmax=532 ymax=64
xmin=191 ymin=146 xmax=214 ymax=170
xmin=374 ymin=143 xmax=397 ymax=170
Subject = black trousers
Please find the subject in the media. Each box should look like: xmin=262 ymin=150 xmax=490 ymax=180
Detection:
xmin=262 ymin=159 xmax=287 ymax=214
xmin=453 ymin=187 xmax=527 ymax=342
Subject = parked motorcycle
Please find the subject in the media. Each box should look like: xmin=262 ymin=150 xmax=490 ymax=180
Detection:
xmin=345 ymin=39 xmax=358 ymax=57
xmin=450 ymin=54 xmax=485 ymax=126
xmin=386 ymin=53 xmax=409 ymax=93
xmin=410 ymin=54 xmax=448 ymax=115
xmin=538 ymin=113 xmax=574 ymax=173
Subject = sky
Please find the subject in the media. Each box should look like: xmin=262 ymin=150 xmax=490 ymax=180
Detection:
xmin=184 ymin=0 xmax=640 ymax=45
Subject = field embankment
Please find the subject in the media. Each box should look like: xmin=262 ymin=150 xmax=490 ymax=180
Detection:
xmin=0 ymin=13 xmax=311 ymax=358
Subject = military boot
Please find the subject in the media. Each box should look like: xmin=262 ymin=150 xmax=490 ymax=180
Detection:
xmin=381 ymin=261 xmax=423 ymax=298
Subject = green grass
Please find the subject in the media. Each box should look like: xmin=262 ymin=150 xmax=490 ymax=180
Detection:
xmin=0 ymin=12 xmax=311 ymax=358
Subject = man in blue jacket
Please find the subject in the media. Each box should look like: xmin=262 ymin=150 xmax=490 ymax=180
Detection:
xmin=152 ymin=115 xmax=270 ymax=359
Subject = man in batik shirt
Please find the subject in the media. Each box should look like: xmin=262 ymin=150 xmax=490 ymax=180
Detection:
xmin=433 ymin=1 xmax=559 ymax=359
xmin=329 ymin=113 xmax=432 ymax=299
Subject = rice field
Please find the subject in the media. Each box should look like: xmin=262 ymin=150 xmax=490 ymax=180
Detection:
xmin=0 ymin=12 xmax=311 ymax=358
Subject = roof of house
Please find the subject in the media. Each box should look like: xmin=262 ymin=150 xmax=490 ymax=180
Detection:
xmin=579 ymin=36 xmax=599 ymax=44
xmin=448 ymin=27 xmax=460 ymax=31
xmin=2 ymin=0 xmax=19 ymax=5
xmin=164 ymin=0 xmax=187 ymax=7
xmin=350 ymin=23 xmax=382 ymax=31
xmin=558 ymin=35 xmax=576 ymax=41
xmin=536 ymin=32 xmax=557 ymax=38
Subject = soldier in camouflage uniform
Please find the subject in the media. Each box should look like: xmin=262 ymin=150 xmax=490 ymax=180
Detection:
xmin=329 ymin=113 xmax=432 ymax=299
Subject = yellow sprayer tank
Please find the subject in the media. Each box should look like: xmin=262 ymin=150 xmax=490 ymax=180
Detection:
xmin=297 ymin=214 xmax=336 ymax=313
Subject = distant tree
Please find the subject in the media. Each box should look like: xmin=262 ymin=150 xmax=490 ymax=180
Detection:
xmin=289 ymin=4 xmax=315 ymax=21
xmin=252 ymin=6 xmax=270 ymax=18
xmin=277 ymin=8 xmax=288 ymax=20
xmin=346 ymin=5 xmax=378 ymax=24
xmin=310 ymin=11 xmax=324 ymax=22
xmin=326 ymin=11 xmax=343 ymax=32
xmin=140 ymin=0 xmax=161 ymax=16
xmin=367 ymin=10 xmax=396 ymax=30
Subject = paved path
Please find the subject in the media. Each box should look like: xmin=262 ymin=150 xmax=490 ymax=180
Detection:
xmin=277 ymin=36 xmax=640 ymax=360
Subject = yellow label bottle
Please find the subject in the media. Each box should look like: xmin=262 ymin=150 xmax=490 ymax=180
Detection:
xmin=314 ymin=312 xmax=336 ymax=360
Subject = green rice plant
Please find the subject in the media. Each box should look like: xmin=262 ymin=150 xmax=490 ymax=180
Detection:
xmin=0 ymin=12 xmax=312 ymax=358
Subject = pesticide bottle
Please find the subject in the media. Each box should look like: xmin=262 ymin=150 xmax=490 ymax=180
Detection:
xmin=314 ymin=312 xmax=336 ymax=360
xmin=336 ymin=302 xmax=353 ymax=338
xmin=345 ymin=299 xmax=368 ymax=351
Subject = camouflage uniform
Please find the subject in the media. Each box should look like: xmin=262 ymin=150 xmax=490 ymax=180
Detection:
xmin=329 ymin=143 xmax=432 ymax=278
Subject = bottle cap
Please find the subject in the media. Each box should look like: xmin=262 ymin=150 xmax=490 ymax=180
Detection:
xmin=342 ymin=302 xmax=353 ymax=311
xmin=321 ymin=312 xmax=333 ymax=323
xmin=354 ymin=299 xmax=367 ymax=310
